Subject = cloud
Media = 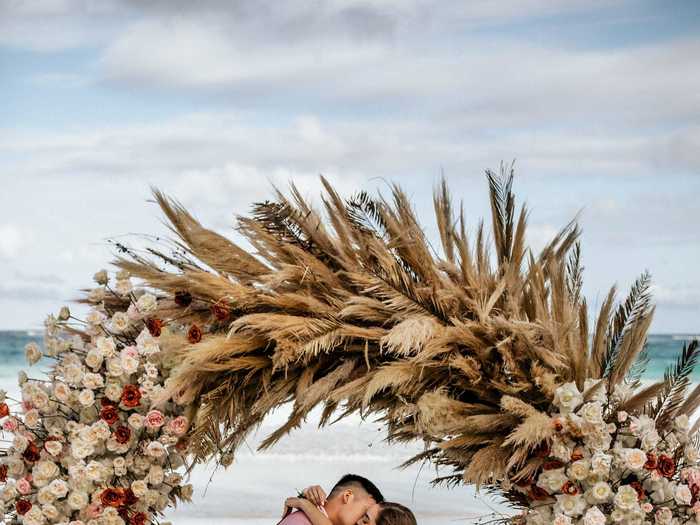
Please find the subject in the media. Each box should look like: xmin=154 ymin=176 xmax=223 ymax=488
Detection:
xmin=651 ymin=283 xmax=700 ymax=309
xmin=0 ymin=224 xmax=25 ymax=259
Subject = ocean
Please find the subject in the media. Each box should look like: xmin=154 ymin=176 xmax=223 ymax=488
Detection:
xmin=1 ymin=331 xmax=698 ymax=524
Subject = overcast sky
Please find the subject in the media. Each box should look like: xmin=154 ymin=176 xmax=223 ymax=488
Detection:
xmin=1 ymin=0 xmax=699 ymax=332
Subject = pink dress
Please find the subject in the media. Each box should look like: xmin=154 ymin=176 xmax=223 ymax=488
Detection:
xmin=277 ymin=505 xmax=328 ymax=525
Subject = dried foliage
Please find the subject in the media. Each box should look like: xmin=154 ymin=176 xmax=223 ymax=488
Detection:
xmin=104 ymin=168 xmax=698 ymax=494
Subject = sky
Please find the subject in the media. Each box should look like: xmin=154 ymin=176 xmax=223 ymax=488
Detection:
xmin=0 ymin=0 xmax=699 ymax=332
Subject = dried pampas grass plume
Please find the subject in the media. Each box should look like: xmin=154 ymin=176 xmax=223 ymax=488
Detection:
xmin=106 ymin=165 xmax=695 ymax=502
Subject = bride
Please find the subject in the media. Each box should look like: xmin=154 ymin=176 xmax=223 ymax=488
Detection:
xmin=280 ymin=476 xmax=416 ymax=525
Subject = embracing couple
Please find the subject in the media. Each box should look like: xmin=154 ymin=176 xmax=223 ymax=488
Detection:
xmin=278 ymin=474 xmax=416 ymax=525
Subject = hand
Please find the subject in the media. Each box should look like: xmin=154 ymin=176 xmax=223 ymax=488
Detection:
xmin=302 ymin=485 xmax=327 ymax=506
xmin=282 ymin=496 xmax=309 ymax=517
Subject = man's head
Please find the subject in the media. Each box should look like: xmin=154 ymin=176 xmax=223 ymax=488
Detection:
xmin=324 ymin=474 xmax=384 ymax=525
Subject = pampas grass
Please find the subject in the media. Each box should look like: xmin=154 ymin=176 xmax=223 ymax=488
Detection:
xmin=104 ymin=167 xmax=697 ymax=497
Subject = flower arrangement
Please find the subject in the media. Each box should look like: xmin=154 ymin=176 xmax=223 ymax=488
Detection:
xmin=0 ymin=270 xmax=193 ymax=525
xmin=510 ymin=376 xmax=700 ymax=525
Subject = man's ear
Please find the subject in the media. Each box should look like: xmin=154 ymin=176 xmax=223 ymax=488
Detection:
xmin=342 ymin=489 xmax=353 ymax=504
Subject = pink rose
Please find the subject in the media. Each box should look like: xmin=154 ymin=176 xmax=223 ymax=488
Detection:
xmin=16 ymin=478 xmax=32 ymax=495
xmin=127 ymin=304 xmax=141 ymax=320
xmin=144 ymin=410 xmax=165 ymax=429
xmin=21 ymin=401 xmax=33 ymax=412
xmin=3 ymin=417 xmax=18 ymax=432
xmin=121 ymin=346 xmax=138 ymax=359
xmin=167 ymin=416 xmax=189 ymax=436
xmin=85 ymin=502 xmax=103 ymax=519
xmin=641 ymin=502 xmax=653 ymax=513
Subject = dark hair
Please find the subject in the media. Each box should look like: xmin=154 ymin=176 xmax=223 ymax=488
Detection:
xmin=377 ymin=502 xmax=416 ymax=525
xmin=329 ymin=474 xmax=384 ymax=503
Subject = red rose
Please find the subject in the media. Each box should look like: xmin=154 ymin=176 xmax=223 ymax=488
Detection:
xmin=0 ymin=402 xmax=9 ymax=418
xmin=187 ymin=324 xmax=202 ymax=344
xmin=542 ymin=460 xmax=565 ymax=471
xmin=100 ymin=405 xmax=120 ymax=425
xmin=100 ymin=488 xmax=125 ymax=508
xmin=644 ymin=452 xmax=657 ymax=470
xmin=529 ymin=485 xmax=550 ymax=501
xmin=22 ymin=442 xmax=41 ymax=462
xmin=657 ymin=454 xmax=676 ymax=478
xmin=114 ymin=426 xmax=131 ymax=444
xmin=211 ymin=303 xmax=230 ymax=321
xmin=174 ymin=291 xmax=192 ymax=307
xmin=145 ymin=318 xmax=163 ymax=337
xmin=630 ymin=481 xmax=645 ymax=500
xmin=561 ymin=481 xmax=579 ymax=496
xmin=130 ymin=512 xmax=147 ymax=525
xmin=120 ymin=385 xmax=142 ymax=408
xmin=533 ymin=441 xmax=550 ymax=458
xmin=123 ymin=488 xmax=139 ymax=507
xmin=16 ymin=500 xmax=32 ymax=515
xmin=0 ymin=464 xmax=7 ymax=482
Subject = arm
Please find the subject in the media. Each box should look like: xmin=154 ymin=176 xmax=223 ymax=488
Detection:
xmin=283 ymin=497 xmax=333 ymax=525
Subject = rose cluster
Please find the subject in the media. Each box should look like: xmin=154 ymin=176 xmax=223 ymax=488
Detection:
xmin=0 ymin=269 xmax=193 ymax=525
xmin=514 ymin=381 xmax=700 ymax=525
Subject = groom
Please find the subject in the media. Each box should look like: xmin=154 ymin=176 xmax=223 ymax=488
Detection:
xmin=278 ymin=474 xmax=383 ymax=525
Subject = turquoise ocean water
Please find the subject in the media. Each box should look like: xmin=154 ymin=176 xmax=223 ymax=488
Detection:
xmin=1 ymin=330 xmax=698 ymax=383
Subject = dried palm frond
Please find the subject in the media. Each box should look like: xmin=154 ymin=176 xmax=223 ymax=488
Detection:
xmin=103 ymin=170 xmax=698 ymax=493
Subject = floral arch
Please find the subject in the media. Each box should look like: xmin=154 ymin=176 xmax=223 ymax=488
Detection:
xmin=1 ymin=169 xmax=699 ymax=525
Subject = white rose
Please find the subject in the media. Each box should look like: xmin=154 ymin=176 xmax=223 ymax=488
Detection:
xmin=554 ymin=382 xmax=583 ymax=413
xmin=567 ymin=460 xmax=589 ymax=481
xmin=121 ymin=355 xmax=139 ymax=375
xmin=579 ymin=402 xmax=603 ymax=424
xmin=110 ymin=312 xmax=130 ymax=333
xmin=25 ymin=408 xmax=40 ymax=428
xmin=32 ymin=390 xmax=49 ymax=410
xmin=82 ymin=373 xmax=104 ymax=390
xmin=582 ymin=507 xmax=606 ymax=525
xmin=131 ymin=480 xmax=147 ymax=497
xmin=53 ymin=383 xmax=71 ymax=403
xmin=48 ymin=479 xmax=69 ymax=499
xmin=145 ymin=441 xmax=166 ymax=458
xmin=44 ymin=440 xmax=63 ymax=457
xmin=70 ymin=440 xmax=94 ymax=459
xmin=37 ymin=486 xmax=55 ymax=505
xmin=624 ymin=448 xmax=647 ymax=471
xmin=67 ymin=491 xmax=89 ymax=510
xmin=614 ymin=485 xmax=639 ymax=511
xmin=78 ymin=389 xmax=95 ymax=407
xmin=42 ymin=504 xmax=59 ymax=520
xmin=85 ymin=308 xmax=106 ymax=325
xmin=136 ymin=293 xmax=157 ymax=313
xmin=25 ymin=342 xmax=43 ymax=365
xmin=84 ymin=349 xmax=104 ymax=370
xmin=104 ymin=382 xmax=123 ymax=402
xmin=106 ymin=358 xmax=123 ymax=377
xmin=24 ymin=506 xmax=45 ymax=525
xmin=96 ymin=336 xmax=117 ymax=357
xmin=590 ymin=452 xmax=612 ymax=475
xmin=537 ymin=468 xmax=567 ymax=493
xmin=63 ymin=365 xmax=84 ymax=385
xmin=587 ymin=481 xmax=612 ymax=503
xmin=554 ymin=494 xmax=585 ymax=517
xmin=13 ymin=434 xmax=29 ymax=452
xmin=128 ymin=413 xmax=144 ymax=429
xmin=34 ymin=460 xmax=59 ymax=480
xmin=640 ymin=429 xmax=660 ymax=451
xmin=674 ymin=483 xmax=692 ymax=505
